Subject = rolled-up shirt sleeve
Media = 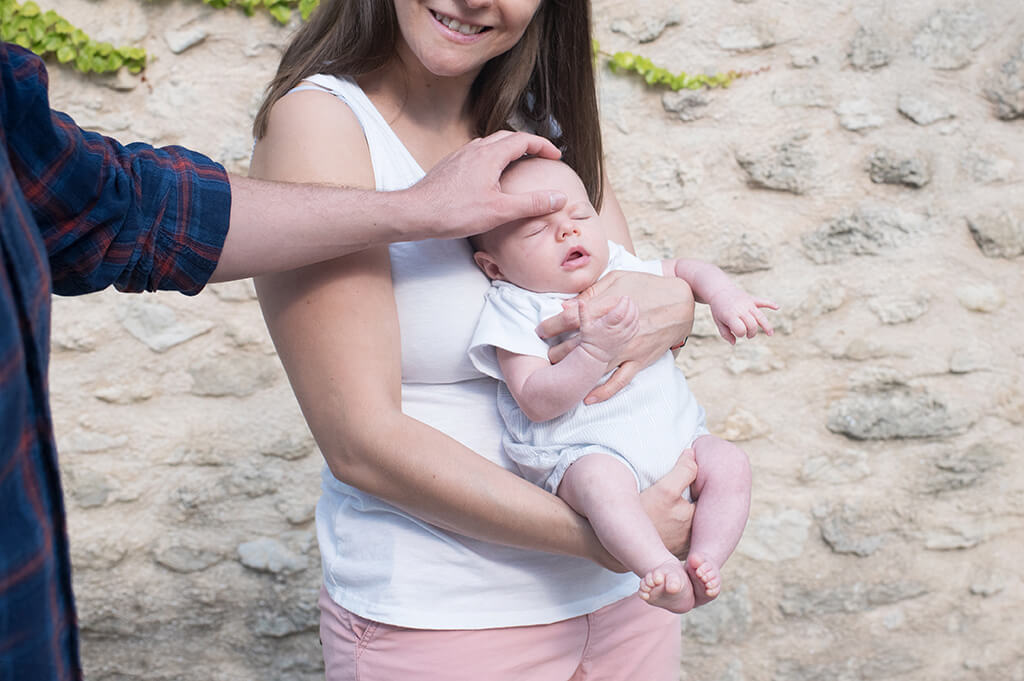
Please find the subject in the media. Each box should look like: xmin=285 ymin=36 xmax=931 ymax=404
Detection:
xmin=3 ymin=43 xmax=231 ymax=296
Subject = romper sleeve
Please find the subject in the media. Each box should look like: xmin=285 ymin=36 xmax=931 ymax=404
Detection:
xmin=467 ymin=283 xmax=564 ymax=380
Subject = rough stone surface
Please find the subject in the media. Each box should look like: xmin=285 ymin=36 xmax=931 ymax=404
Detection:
xmin=737 ymin=509 xmax=812 ymax=562
xmin=237 ymin=538 xmax=308 ymax=575
xmin=736 ymin=133 xmax=816 ymax=194
xmin=967 ymin=209 xmax=1024 ymax=258
xmin=610 ymin=10 xmax=680 ymax=43
xmin=867 ymin=148 xmax=931 ymax=187
xmin=984 ymin=39 xmax=1024 ymax=120
xmin=956 ymin=282 xmax=1006 ymax=312
xmin=662 ymin=91 xmax=709 ymax=122
xmin=780 ymin=581 xmax=928 ymax=617
xmin=116 ymin=298 xmax=213 ymax=353
xmin=164 ymin=26 xmax=208 ymax=54
xmin=835 ymin=98 xmax=885 ymax=131
xmin=802 ymin=205 xmax=926 ymax=264
xmin=40 ymin=1 xmax=1024 ymax=679
xmin=827 ymin=386 xmax=970 ymax=440
xmin=911 ymin=7 xmax=989 ymax=70
xmin=868 ymin=294 xmax=929 ymax=324
xmin=848 ymin=27 xmax=894 ymax=70
xmin=717 ymin=24 xmax=775 ymax=52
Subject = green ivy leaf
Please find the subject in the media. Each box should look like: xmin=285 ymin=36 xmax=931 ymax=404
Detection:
xmin=56 ymin=44 xmax=74 ymax=62
xmin=269 ymin=3 xmax=290 ymax=23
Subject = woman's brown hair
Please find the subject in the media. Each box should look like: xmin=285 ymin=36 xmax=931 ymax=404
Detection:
xmin=252 ymin=0 xmax=605 ymax=209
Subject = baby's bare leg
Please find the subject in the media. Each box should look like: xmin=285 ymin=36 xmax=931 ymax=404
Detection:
xmin=686 ymin=435 xmax=752 ymax=606
xmin=558 ymin=453 xmax=694 ymax=613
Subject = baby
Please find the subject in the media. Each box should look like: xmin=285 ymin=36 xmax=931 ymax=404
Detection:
xmin=467 ymin=157 xmax=777 ymax=612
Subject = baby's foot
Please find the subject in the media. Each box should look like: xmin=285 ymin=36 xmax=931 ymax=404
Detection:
xmin=685 ymin=553 xmax=722 ymax=607
xmin=638 ymin=559 xmax=695 ymax=613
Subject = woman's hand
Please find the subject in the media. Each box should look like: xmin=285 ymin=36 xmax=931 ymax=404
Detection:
xmin=537 ymin=270 xmax=695 ymax=403
xmin=593 ymin=450 xmax=697 ymax=572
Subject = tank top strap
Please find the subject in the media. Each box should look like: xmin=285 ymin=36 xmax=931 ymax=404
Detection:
xmin=292 ymin=74 xmax=424 ymax=191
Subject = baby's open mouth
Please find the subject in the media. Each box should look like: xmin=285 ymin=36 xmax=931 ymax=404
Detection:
xmin=562 ymin=247 xmax=590 ymax=267
xmin=431 ymin=10 xmax=490 ymax=35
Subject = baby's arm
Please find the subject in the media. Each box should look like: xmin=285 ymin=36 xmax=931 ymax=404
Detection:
xmin=664 ymin=259 xmax=778 ymax=344
xmin=499 ymin=297 xmax=638 ymax=421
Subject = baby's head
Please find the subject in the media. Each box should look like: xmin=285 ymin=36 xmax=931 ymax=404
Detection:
xmin=469 ymin=158 xmax=610 ymax=294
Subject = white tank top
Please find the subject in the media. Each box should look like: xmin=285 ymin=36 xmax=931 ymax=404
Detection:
xmin=298 ymin=74 xmax=637 ymax=628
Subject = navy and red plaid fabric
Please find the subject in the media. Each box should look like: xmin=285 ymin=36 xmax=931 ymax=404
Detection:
xmin=1 ymin=42 xmax=230 ymax=680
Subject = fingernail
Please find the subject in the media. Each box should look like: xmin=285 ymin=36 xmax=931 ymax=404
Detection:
xmin=549 ymin=192 xmax=566 ymax=211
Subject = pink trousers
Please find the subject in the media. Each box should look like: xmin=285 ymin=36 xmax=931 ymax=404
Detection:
xmin=318 ymin=586 xmax=681 ymax=681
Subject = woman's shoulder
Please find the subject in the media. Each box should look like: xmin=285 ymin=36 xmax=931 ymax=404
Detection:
xmin=250 ymin=76 xmax=372 ymax=187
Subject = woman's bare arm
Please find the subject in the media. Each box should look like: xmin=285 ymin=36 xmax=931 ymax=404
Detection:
xmin=250 ymin=89 xmax=619 ymax=565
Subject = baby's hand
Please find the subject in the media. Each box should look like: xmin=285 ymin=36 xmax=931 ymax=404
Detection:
xmin=578 ymin=296 xmax=639 ymax=363
xmin=707 ymin=287 xmax=778 ymax=345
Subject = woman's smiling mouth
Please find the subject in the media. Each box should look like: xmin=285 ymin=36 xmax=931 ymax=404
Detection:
xmin=431 ymin=10 xmax=490 ymax=35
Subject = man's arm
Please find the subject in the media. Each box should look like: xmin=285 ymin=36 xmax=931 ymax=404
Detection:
xmin=213 ymin=133 xmax=568 ymax=282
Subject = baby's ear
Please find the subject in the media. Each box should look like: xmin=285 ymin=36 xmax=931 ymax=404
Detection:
xmin=472 ymin=251 xmax=505 ymax=281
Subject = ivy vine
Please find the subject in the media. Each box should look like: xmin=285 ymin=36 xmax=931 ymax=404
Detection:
xmin=3 ymin=0 xmax=764 ymax=93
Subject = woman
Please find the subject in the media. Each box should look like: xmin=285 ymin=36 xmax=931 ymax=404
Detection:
xmin=249 ymin=0 xmax=697 ymax=678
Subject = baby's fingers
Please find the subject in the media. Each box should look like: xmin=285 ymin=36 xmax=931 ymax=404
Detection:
xmin=600 ymin=296 xmax=633 ymax=326
xmin=716 ymin=318 xmax=737 ymax=345
xmin=754 ymin=298 xmax=780 ymax=311
xmin=739 ymin=312 xmax=758 ymax=339
xmin=753 ymin=307 xmax=774 ymax=336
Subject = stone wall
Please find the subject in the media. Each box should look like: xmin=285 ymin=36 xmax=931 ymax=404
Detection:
xmin=40 ymin=0 xmax=1023 ymax=679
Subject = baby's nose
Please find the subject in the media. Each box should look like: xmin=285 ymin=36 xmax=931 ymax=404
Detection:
xmin=556 ymin=223 xmax=581 ymax=241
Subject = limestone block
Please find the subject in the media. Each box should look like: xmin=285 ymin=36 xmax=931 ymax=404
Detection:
xmin=725 ymin=344 xmax=785 ymax=375
xmin=609 ymin=10 xmax=679 ymax=43
xmin=802 ymin=205 xmax=927 ymax=264
xmin=789 ymin=48 xmax=820 ymax=69
xmin=772 ymin=83 xmax=831 ymax=108
xmin=164 ymin=27 xmax=209 ymax=54
xmin=923 ymin=443 xmax=1002 ymax=494
xmin=848 ymin=27 xmax=895 ymax=70
xmin=736 ymin=132 xmax=816 ymax=194
xmin=153 ymin=537 xmax=225 ymax=573
xmin=679 ymin=584 xmax=752 ymax=644
xmin=984 ymin=39 xmax=1024 ymax=120
xmin=715 ymin=407 xmax=770 ymax=442
xmin=897 ymin=93 xmax=955 ymax=125
xmin=780 ymin=580 xmax=928 ymax=617
xmin=189 ymin=353 xmax=280 ymax=397
xmin=814 ymin=502 xmax=889 ymax=557
xmin=736 ymin=509 xmax=811 ymax=562
xmin=827 ymin=386 xmax=970 ymax=440
xmin=835 ymin=98 xmax=885 ymax=131
xmin=961 ymin=149 xmax=1014 ymax=183
xmin=716 ymin=23 xmax=775 ymax=52
xmin=116 ymin=297 xmax=214 ymax=353
xmin=956 ymin=282 xmax=1006 ymax=312
xmin=867 ymin=148 xmax=931 ymax=188
xmin=867 ymin=294 xmax=929 ymax=324
xmin=716 ymin=231 xmax=773 ymax=273
xmin=949 ymin=343 xmax=993 ymax=373
xmin=237 ymin=538 xmax=308 ymax=574
xmin=799 ymin=449 xmax=872 ymax=485
xmin=911 ymin=6 xmax=990 ymax=70
xmin=661 ymin=91 xmax=708 ymax=122
xmin=966 ymin=209 xmax=1024 ymax=258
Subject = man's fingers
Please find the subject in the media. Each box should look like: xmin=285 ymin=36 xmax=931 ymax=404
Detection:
xmin=585 ymin=361 xmax=640 ymax=404
xmin=497 ymin=191 xmax=567 ymax=223
xmin=660 ymin=448 xmax=698 ymax=493
xmin=485 ymin=131 xmax=562 ymax=162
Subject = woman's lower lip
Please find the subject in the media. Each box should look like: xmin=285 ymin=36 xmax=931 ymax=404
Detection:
xmin=431 ymin=12 xmax=489 ymax=44
xmin=562 ymin=254 xmax=591 ymax=270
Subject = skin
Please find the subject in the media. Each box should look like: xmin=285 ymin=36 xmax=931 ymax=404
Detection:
xmin=250 ymin=0 xmax=698 ymax=572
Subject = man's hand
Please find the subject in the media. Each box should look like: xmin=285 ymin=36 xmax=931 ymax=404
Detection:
xmin=707 ymin=286 xmax=778 ymax=345
xmin=537 ymin=271 xmax=694 ymax=404
xmin=640 ymin=449 xmax=697 ymax=558
xmin=403 ymin=131 xmax=567 ymax=240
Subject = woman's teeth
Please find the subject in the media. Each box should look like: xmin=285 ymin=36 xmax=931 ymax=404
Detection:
xmin=432 ymin=11 xmax=487 ymax=35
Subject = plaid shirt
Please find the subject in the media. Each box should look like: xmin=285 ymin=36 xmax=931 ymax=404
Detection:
xmin=1 ymin=42 xmax=230 ymax=681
